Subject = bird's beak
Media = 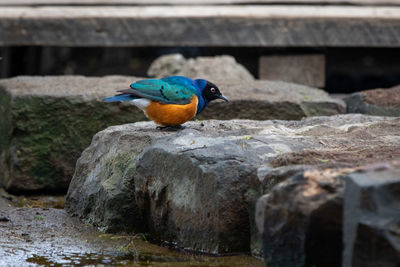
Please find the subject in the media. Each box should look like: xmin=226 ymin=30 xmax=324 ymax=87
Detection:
xmin=218 ymin=94 xmax=229 ymax=102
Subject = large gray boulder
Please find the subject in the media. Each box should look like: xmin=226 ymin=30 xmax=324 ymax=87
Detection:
xmin=67 ymin=120 xmax=266 ymax=252
xmin=0 ymin=75 xmax=344 ymax=192
xmin=345 ymin=85 xmax=400 ymax=116
xmin=66 ymin=114 xmax=399 ymax=256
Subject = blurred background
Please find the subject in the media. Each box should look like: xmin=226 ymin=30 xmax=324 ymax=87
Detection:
xmin=1 ymin=0 xmax=400 ymax=94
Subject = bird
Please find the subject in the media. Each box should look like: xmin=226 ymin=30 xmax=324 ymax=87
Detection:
xmin=104 ymin=76 xmax=228 ymax=129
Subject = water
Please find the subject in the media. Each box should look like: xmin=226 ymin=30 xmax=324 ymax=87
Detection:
xmin=0 ymin=193 xmax=263 ymax=267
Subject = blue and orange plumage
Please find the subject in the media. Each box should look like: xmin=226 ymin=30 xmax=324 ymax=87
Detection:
xmin=104 ymin=76 xmax=228 ymax=128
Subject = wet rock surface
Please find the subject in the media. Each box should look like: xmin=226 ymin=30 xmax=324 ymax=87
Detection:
xmin=345 ymin=85 xmax=400 ymax=116
xmin=66 ymin=114 xmax=399 ymax=256
xmin=0 ymin=75 xmax=344 ymax=193
xmin=0 ymin=194 xmax=262 ymax=267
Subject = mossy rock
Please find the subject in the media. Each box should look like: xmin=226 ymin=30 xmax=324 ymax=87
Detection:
xmin=0 ymin=76 xmax=146 ymax=192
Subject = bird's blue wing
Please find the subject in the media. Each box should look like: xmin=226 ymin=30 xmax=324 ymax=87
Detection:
xmin=161 ymin=76 xmax=197 ymax=89
xmin=119 ymin=77 xmax=197 ymax=104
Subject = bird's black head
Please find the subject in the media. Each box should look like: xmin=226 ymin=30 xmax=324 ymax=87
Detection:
xmin=202 ymin=81 xmax=229 ymax=103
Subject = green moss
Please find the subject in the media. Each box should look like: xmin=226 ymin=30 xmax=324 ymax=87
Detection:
xmin=99 ymin=152 xmax=140 ymax=233
xmin=10 ymin=95 xmax=147 ymax=192
xmin=0 ymin=87 xmax=11 ymax=151
xmin=0 ymin=87 xmax=11 ymax=187
xmin=301 ymin=102 xmax=345 ymax=117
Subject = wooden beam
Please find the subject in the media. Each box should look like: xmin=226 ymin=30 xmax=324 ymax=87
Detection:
xmin=1 ymin=6 xmax=400 ymax=47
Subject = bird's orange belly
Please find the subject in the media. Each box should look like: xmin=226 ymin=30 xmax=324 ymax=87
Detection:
xmin=145 ymin=96 xmax=198 ymax=126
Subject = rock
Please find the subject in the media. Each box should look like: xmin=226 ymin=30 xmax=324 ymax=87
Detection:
xmin=343 ymin=165 xmax=400 ymax=267
xmin=147 ymin=54 xmax=187 ymax=78
xmin=67 ymin=121 xmax=264 ymax=251
xmin=148 ymin=54 xmax=254 ymax=82
xmin=0 ymin=75 xmax=345 ymax=192
xmin=249 ymin=165 xmax=313 ymax=258
xmin=0 ymin=75 xmax=146 ymax=192
xmin=256 ymin=169 xmax=346 ymax=267
xmin=256 ymin=162 xmax=400 ymax=267
xmin=65 ymin=122 xmax=161 ymax=233
xmin=66 ymin=114 xmax=400 ymax=255
xmin=345 ymin=85 xmax=400 ymax=116
xmin=197 ymin=79 xmax=345 ymax=121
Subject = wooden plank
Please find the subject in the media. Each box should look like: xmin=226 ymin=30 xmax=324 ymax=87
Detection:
xmin=1 ymin=0 xmax=400 ymax=6
xmin=1 ymin=6 xmax=400 ymax=47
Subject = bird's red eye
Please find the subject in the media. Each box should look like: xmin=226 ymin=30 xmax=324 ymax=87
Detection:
xmin=210 ymin=87 xmax=216 ymax=93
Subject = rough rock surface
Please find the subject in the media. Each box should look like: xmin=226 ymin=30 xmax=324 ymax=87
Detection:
xmin=345 ymin=85 xmax=400 ymax=116
xmin=66 ymin=114 xmax=400 ymax=255
xmin=256 ymin=162 xmax=400 ymax=267
xmin=0 ymin=75 xmax=344 ymax=192
xmin=343 ymin=165 xmax=400 ymax=267
xmin=256 ymin=168 xmax=346 ymax=267
xmin=147 ymin=54 xmax=254 ymax=82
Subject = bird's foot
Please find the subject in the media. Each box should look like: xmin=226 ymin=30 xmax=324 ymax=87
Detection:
xmin=156 ymin=125 xmax=185 ymax=131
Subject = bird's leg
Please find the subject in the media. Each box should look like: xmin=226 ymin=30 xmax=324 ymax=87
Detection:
xmin=156 ymin=125 xmax=185 ymax=131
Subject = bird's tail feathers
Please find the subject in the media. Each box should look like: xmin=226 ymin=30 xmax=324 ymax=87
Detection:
xmin=103 ymin=94 xmax=135 ymax=102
